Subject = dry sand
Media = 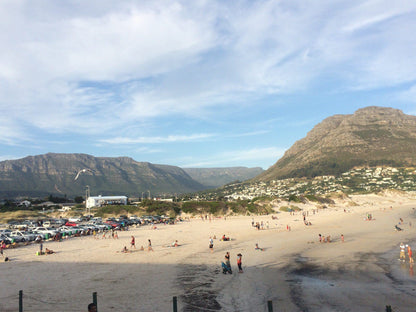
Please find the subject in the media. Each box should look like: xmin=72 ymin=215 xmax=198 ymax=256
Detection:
xmin=1 ymin=193 xmax=416 ymax=312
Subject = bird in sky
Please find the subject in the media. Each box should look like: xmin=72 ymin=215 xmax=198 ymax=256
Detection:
xmin=74 ymin=168 xmax=93 ymax=181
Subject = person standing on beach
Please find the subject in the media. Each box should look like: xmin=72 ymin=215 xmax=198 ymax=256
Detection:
xmin=237 ymin=253 xmax=243 ymax=273
xmin=88 ymin=302 xmax=97 ymax=312
xmin=209 ymin=237 xmax=214 ymax=253
xmin=400 ymin=243 xmax=406 ymax=262
xmin=148 ymin=239 xmax=153 ymax=251
xmin=0 ymin=240 xmax=4 ymax=258
xmin=131 ymin=236 xmax=136 ymax=249
xmin=407 ymin=245 xmax=414 ymax=263
xmin=225 ymin=252 xmax=231 ymax=272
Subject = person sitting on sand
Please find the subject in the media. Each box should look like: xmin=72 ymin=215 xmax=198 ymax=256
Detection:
xmin=255 ymin=243 xmax=264 ymax=251
xmin=221 ymin=234 xmax=230 ymax=241
xmin=171 ymin=240 xmax=179 ymax=247
xmin=121 ymin=246 xmax=130 ymax=253
xmin=140 ymin=245 xmax=144 ymax=251
xmin=45 ymin=248 xmax=54 ymax=254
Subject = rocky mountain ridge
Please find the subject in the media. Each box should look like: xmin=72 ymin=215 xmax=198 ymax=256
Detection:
xmin=256 ymin=106 xmax=416 ymax=181
xmin=0 ymin=153 xmax=261 ymax=198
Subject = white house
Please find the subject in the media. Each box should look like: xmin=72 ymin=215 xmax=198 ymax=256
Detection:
xmin=86 ymin=195 xmax=128 ymax=209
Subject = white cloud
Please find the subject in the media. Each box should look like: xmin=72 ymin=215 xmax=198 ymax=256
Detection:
xmin=0 ymin=0 xmax=415 ymax=145
xmin=99 ymin=133 xmax=215 ymax=144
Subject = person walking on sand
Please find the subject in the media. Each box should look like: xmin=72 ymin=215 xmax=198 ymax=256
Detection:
xmin=0 ymin=240 xmax=5 ymax=258
xmin=131 ymin=235 xmax=136 ymax=249
xmin=224 ymin=252 xmax=232 ymax=273
xmin=237 ymin=253 xmax=243 ymax=273
xmin=209 ymin=237 xmax=214 ymax=253
xmin=407 ymin=245 xmax=414 ymax=263
xmin=400 ymin=242 xmax=406 ymax=262
xmin=148 ymin=239 xmax=153 ymax=251
xmin=341 ymin=234 xmax=344 ymax=243
xmin=88 ymin=302 xmax=97 ymax=312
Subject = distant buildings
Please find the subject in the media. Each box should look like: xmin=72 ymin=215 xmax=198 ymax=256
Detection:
xmin=86 ymin=195 xmax=128 ymax=208
xmin=191 ymin=167 xmax=416 ymax=201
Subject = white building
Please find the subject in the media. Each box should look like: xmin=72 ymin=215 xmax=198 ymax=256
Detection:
xmin=86 ymin=195 xmax=128 ymax=209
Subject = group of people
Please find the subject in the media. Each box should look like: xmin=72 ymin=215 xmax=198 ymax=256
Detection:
xmin=119 ymin=236 xmax=154 ymax=253
xmin=318 ymin=234 xmax=334 ymax=243
xmin=251 ymin=219 xmax=269 ymax=230
xmin=221 ymin=251 xmax=243 ymax=274
xmin=399 ymin=242 xmax=413 ymax=263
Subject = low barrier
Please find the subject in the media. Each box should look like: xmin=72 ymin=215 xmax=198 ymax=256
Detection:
xmin=14 ymin=291 xmax=275 ymax=311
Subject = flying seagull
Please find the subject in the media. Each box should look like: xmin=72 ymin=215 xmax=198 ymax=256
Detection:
xmin=74 ymin=168 xmax=93 ymax=181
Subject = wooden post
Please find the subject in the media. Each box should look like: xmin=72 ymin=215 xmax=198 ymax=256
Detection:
xmin=19 ymin=290 xmax=23 ymax=312
xmin=173 ymin=296 xmax=177 ymax=312
xmin=267 ymin=300 xmax=273 ymax=312
xmin=93 ymin=292 xmax=97 ymax=312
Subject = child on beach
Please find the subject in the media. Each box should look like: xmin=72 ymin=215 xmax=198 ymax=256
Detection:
xmin=209 ymin=237 xmax=214 ymax=253
xmin=255 ymin=243 xmax=264 ymax=251
xmin=400 ymin=243 xmax=406 ymax=262
xmin=148 ymin=239 xmax=153 ymax=251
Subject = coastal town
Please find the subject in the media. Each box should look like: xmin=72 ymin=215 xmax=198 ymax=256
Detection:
xmin=194 ymin=167 xmax=416 ymax=201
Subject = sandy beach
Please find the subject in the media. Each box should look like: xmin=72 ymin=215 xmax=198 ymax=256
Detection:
xmin=2 ymin=192 xmax=416 ymax=312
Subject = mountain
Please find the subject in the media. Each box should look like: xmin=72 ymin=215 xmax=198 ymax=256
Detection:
xmin=256 ymin=106 xmax=416 ymax=181
xmin=0 ymin=153 xmax=206 ymax=198
xmin=183 ymin=167 xmax=264 ymax=188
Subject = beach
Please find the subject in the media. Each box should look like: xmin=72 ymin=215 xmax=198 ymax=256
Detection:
xmin=1 ymin=192 xmax=416 ymax=312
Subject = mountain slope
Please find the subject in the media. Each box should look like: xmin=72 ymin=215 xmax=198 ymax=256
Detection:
xmin=256 ymin=106 xmax=416 ymax=181
xmin=0 ymin=153 xmax=206 ymax=198
xmin=183 ymin=167 xmax=264 ymax=188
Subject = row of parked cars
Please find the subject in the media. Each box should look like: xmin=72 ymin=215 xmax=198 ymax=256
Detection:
xmin=1 ymin=214 xmax=173 ymax=245
xmin=2 ymin=218 xmax=113 ymax=245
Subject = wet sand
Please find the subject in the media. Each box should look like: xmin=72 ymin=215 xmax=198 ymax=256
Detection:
xmin=1 ymin=192 xmax=416 ymax=311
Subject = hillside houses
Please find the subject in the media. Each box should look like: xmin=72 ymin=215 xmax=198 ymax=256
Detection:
xmin=196 ymin=167 xmax=416 ymax=201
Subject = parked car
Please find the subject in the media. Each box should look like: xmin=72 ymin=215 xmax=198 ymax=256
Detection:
xmin=0 ymin=234 xmax=12 ymax=244
xmin=68 ymin=217 xmax=82 ymax=223
xmin=33 ymin=227 xmax=59 ymax=237
xmin=10 ymin=230 xmax=37 ymax=242
xmin=4 ymin=233 xmax=25 ymax=243
xmin=58 ymin=226 xmax=75 ymax=236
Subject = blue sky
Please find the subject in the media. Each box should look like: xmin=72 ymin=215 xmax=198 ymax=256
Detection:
xmin=1 ymin=1 xmax=416 ymax=169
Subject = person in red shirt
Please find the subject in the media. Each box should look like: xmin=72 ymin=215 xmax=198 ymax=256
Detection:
xmin=407 ymin=245 xmax=413 ymax=263
xmin=131 ymin=236 xmax=136 ymax=249
xmin=237 ymin=253 xmax=243 ymax=273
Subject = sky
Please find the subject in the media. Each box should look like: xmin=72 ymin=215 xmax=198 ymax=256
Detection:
xmin=1 ymin=0 xmax=416 ymax=170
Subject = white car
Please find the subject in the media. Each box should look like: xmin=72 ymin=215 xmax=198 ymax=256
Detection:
xmin=33 ymin=227 xmax=59 ymax=236
xmin=68 ymin=217 xmax=82 ymax=223
xmin=10 ymin=230 xmax=37 ymax=242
